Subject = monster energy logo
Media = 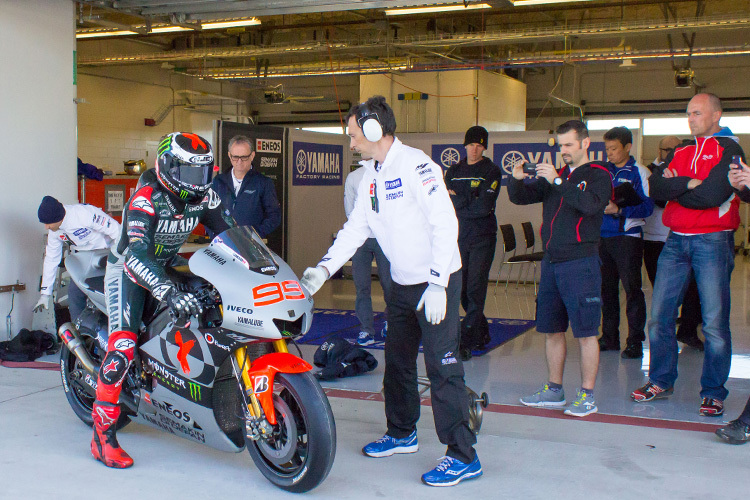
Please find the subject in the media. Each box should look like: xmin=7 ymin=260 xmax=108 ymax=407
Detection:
xmin=180 ymin=190 xmax=189 ymax=199
xmin=157 ymin=137 xmax=172 ymax=156
xmin=155 ymin=244 xmax=164 ymax=255
xmin=189 ymin=382 xmax=202 ymax=401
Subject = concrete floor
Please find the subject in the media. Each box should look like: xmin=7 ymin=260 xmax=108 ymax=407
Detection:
xmin=2 ymin=258 xmax=750 ymax=499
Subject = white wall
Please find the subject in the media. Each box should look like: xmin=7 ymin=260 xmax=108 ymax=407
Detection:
xmin=76 ymin=66 xmax=248 ymax=173
xmin=360 ymin=70 xmax=526 ymax=133
xmin=0 ymin=0 xmax=76 ymax=335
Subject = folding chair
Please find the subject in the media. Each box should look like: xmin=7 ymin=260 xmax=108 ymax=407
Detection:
xmin=494 ymin=224 xmax=521 ymax=293
xmin=516 ymin=221 xmax=545 ymax=294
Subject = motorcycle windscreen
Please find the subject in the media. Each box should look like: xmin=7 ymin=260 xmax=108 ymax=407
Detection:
xmin=209 ymin=226 xmax=278 ymax=275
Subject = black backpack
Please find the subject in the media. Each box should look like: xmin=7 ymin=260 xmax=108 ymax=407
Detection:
xmin=0 ymin=329 xmax=57 ymax=362
xmin=313 ymin=338 xmax=378 ymax=381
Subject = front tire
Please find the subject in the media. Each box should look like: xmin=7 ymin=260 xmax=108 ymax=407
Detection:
xmin=246 ymin=371 xmax=336 ymax=493
xmin=60 ymin=335 xmax=130 ymax=430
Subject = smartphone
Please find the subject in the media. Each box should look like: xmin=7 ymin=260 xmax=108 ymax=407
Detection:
xmin=522 ymin=162 xmax=537 ymax=176
xmin=731 ymin=155 xmax=743 ymax=170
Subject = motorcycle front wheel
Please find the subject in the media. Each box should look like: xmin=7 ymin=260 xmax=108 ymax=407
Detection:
xmin=246 ymin=371 xmax=336 ymax=493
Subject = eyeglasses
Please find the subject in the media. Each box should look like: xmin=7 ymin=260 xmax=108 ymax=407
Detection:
xmin=229 ymin=154 xmax=253 ymax=162
xmin=659 ymin=148 xmax=675 ymax=153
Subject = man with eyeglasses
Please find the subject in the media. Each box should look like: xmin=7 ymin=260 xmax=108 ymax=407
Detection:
xmin=211 ymin=135 xmax=281 ymax=239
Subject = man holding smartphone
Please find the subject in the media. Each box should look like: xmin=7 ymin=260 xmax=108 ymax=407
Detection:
xmin=631 ymin=93 xmax=745 ymax=418
xmin=509 ymin=120 xmax=612 ymax=417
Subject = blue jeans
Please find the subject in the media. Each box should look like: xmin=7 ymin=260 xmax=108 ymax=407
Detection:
xmin=352 ymin=238 xmax=392 ymax=334
xmin=648 ymin=231 xmax=735 ymax=400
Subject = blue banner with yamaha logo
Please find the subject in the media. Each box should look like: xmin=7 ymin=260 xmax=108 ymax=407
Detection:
xmin=493 ymin=142 xmax=606 ymax=186
xmin=292 ymin=141 xmax=344 ymax=186
xmin=431 ymin=143 xmax=464 ymax=174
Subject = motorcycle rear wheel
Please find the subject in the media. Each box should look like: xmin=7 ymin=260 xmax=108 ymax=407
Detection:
xmin=245 ymin=371 xmax=336 ymax=493
xmin=60 ymin=335 xmax=130 ymax=430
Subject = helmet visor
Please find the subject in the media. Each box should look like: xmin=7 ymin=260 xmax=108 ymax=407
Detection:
xmin=169 ymin=158 xmax=212 ymax=187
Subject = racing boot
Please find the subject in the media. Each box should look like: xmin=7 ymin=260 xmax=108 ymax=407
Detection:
xmin=91 ymin=401 xmax=133 ymax=468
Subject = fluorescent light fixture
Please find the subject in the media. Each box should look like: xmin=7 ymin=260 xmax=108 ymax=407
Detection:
xmin=202 ymin=18 xmax=261 ymax=29
xmin=76 ymin=30 xmax=137 ymax=39
xmin=385 ymin=3 xmax=491 ymax=16
xmin=513 ymin=0 xmax=594 ymax=6
xmin=150 ymin=26 xmax=192 ymax=34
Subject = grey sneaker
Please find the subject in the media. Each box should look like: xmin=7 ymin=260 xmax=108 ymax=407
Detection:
xmin=520 ymin=384 xmax=566 ymax=408
xmin=357 ymin=331 xmax=375 ymax=346
xmin=564 ymin=390 xmax=598 ymax=417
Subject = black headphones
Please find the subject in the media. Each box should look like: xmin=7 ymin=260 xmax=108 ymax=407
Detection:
xmin=357 ymin=106 xmax=383 ymax=142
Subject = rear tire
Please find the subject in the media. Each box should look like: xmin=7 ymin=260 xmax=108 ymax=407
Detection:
xmin=60 ymin=335 xmax=130 ymax=430
xmin=245 ymin=372 xmax=336 ymax=493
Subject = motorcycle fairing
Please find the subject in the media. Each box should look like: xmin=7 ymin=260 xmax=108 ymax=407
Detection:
xmin=188 ymin=228 xmax=313 ymax=340
xmin=245 ymin=352 xmax=312 ymax=426
xmin=133 ymin=385 xmax=242 ymax=453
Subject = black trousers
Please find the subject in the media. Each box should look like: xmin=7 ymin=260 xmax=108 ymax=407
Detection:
xmin=459 ymin=234 xmax=496 ymax=348
xmin=600 ymin=235 xmax=646 ymax=346
xmin=643 ymin=239 xmax=702 ymax=339
xmin=383 ymin=270 xmax=476 ymax=464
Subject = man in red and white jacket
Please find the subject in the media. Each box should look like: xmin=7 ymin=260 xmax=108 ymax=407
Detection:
xmin=631 ymin=93 xmax=745 ymax=418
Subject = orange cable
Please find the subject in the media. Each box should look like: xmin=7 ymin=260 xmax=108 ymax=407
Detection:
xmin=326 ymin=39 xmax=346 ymax=130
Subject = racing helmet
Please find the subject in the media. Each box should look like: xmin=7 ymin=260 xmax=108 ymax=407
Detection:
xmin=155 ymin=132 xmax=214 ymax=203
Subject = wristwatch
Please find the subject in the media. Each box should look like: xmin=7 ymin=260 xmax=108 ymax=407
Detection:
xmin=553 ymin=177 xmax=562 ymax=186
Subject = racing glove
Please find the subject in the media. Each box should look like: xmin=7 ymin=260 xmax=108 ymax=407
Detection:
xmin=163 ymin=288 xmax=203 ymax=319
xmin=34 ymin=294 xmax=52 ymax=313
xmin=416 ymin=283 xmax=447 ymax=325
xmin=300 ymin=266 xmax=328 ymax=296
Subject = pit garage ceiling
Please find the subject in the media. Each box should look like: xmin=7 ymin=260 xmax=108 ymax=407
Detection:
xmin=75 ymin=0 xmax=750 ymax=111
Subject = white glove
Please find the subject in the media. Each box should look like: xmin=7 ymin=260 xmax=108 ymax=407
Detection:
xmin=34 ymin=294 xmax=52 ymax=313
xmin=300 ymin=266 xmax=328 ymax=296
xmin=416 ymin=283 xmax=447 ymax=325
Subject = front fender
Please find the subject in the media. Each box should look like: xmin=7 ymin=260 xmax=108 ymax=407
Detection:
xmin=246 ymin=352 xmax=312 ymax=425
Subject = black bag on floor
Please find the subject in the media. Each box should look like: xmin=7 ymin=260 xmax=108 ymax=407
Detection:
xmin=313 ymin=338 xmax=378 ymax=381
xmin=0 ymin=329 xmax=57 ymax=362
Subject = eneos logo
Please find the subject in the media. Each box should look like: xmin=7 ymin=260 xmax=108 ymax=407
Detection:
xmin=256 ymin=139 xmax=282 ymax=154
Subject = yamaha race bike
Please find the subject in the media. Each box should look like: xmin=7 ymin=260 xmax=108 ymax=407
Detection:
xmin=58 ymin=226 xmax=336 ymax=493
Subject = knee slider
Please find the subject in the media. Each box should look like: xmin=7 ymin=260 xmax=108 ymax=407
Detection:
xmin=99 ymin=350 xmax=131 ymax=387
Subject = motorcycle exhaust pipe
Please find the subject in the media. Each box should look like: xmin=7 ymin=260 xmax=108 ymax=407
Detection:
xmin=58 ymin=322 xmax=97 ymax=375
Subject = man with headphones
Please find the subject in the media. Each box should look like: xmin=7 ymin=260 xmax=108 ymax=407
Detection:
xmin=300 ymin=96 xmax=481 ymax=487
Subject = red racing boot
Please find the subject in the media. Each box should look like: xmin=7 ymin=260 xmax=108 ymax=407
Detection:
xmin=91 ymin=401 xmax=133 ymax=468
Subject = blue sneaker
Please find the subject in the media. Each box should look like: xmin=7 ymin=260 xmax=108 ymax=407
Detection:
xmin=357 ymin=331 xmax=376 ymax=346
xmin=421 ymin=455 xmax=482 ymax=487
xmin=362 ymin=430 xmax=418 ymax=457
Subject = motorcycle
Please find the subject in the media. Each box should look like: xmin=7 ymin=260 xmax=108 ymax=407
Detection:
xmin=57 ymin=226 xmax=336 ymax=493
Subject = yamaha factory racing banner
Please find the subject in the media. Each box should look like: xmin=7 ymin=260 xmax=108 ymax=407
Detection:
xmin=431 ymin=141 xmax=606 ymax=185
xmin=493 ymin=142 xmax=606 ymax=186
xmin=431 ymin=143 xmax=464 ymax=174
xmin=292 ymin=141 xmax=344 ymax=186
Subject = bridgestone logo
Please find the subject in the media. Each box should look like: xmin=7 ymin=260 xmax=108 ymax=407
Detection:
xmin=256 ymin=139 xmax=282 ymax=154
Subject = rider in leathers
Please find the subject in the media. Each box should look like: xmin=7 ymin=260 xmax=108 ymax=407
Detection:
xmin=91 ymin=132 xmax=235 ymax=468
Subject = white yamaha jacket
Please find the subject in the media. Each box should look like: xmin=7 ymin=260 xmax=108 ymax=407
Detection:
xmin=41 ymin=204 xmax=121 ymax=295
xmin=319 ymin=138 xmax=461 ymax=287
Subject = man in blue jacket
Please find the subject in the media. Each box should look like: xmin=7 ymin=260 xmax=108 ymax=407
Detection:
xmin=211 ymin=135 xmax=281 ymax=238
xmin=598 ymin=127 xmax=654 ymax=359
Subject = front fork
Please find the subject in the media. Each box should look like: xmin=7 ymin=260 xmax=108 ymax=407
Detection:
xmin=233 ymin=340 xmax=288 ymax=426
xmin=232 ymin=339 xmax=312 ymax=440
